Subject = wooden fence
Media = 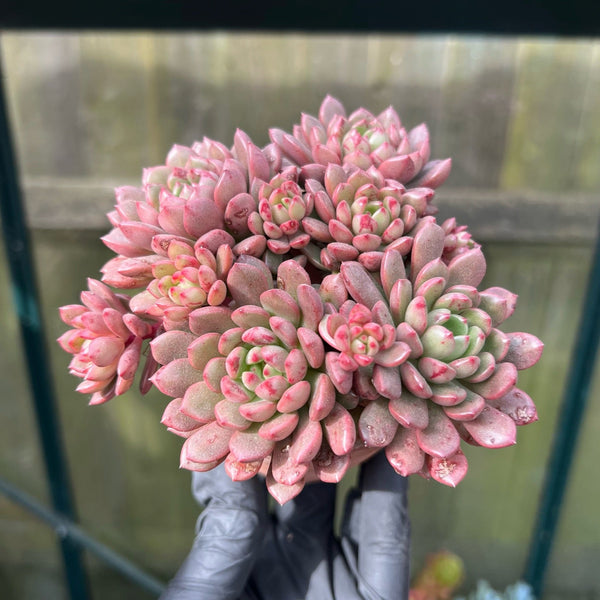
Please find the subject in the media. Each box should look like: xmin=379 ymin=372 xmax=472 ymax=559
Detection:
xmin=0 ymin=32 xmax=599 ymax=599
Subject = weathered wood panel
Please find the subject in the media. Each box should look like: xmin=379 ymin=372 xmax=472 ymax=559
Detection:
xmin=3 ymin=33 xmax=600 ymax=193
xmin=500 ymin=39 xmax=599 ymax=191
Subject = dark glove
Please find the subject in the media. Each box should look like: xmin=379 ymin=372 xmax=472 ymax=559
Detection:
xmin=246 ymin=450 xmax=410 ymax=600
xmin=160 ymin=464 xmax=268 ymax=600
xmin=162 ymin=451 xmax=410 ymax=600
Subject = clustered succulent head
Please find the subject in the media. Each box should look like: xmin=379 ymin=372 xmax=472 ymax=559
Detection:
xmin=59 ymin=96 xmax=543 ymax=504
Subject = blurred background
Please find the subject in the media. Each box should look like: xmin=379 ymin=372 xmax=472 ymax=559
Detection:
xmin=0 ymin=32 xmax=599 ymax=599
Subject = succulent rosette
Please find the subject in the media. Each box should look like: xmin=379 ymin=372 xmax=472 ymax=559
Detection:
xmin=58 ymin=95 xmax=543 ymax=503
xmin=58 ymin=279 xmax=159 ymax=404
xmin=337 ymin=220 xmax=543 ymax=486
xmin=269 ymin=95 xmax=452 ymax=190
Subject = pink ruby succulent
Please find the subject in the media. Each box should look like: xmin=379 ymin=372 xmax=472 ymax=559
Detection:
xmin=58 ymin=96 xmax=543 ymax=503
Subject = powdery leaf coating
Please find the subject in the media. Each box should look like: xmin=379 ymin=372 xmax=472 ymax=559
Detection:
xmin=58 ymin=95 xmax=544 ymax=502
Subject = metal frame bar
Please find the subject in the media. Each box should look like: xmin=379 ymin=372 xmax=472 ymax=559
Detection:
xmin=1 ymin=0 xmax=599 ymax=35
xmin=0 ymin=51 xmax=91 ymax=600
xmin=524 ymin=218 xmax=600 ymax=597
xmin=0 ymin=477 xmax=166 ymax=596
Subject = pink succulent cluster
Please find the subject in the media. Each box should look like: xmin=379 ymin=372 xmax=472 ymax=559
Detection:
xmin=59 ymin=96 xmax=543 ymax=503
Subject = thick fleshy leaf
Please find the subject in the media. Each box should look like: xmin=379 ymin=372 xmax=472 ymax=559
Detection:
xmin=259 ymin=412 xmax=299 ymax=441
xmin=297 ymin=284 xmax=325 ymax=330
xmin=276 ymin=260 xmax=311 ymax=300
xmin=224 ymin=454 xmax=263 ymax=481
xmin=415 ymin=406 xmax=461 ymax=458
xmin=372 ymin=364 xmax=402 ymax=400
xmin=266 ymin=470 xmax=305 ymax=505
xmin=462 ymin=405 xmax=517 ymax=448
xmin=214 ymin=399 xmax=250 ymax=430
xmin=308 ymin=373 xmax=336 ymax=420
xmin=290 ymin=414 xmax=323 ymax=464
xmin=184 ymin=197 xmax=225 ymax=239
xmin=271 ymin=439 xmax=308 ymax=485
xmin=443 ymin=389 xmax=486 ymax=422
xmin=465 ymin=351 xmax=496 ymax=383
xmin=410 ymin=222 xmax=445 ymax=283
xmin=430 ymin=382 xmax=468 ymax=406
xmin=483 ymin=328 xmax=511 ymax=362
xmin=385 ymin=427 xmax=425 ymax=476
xmin=504 ymin=332 xmax=544 ymax=370
xmin=400 ymin=361 xmax=433 ymax=399
xmin=388 ymin=391 xmax=429 ymax=429
xmin=183 ymin=422 xmax=233 ymax=464
xmin=277 ymin=380 xmax=311 ymax=413
xmin=238 ymin=399 xmax=278 ymax=422
xmin=404 ymin=296 xmax=428 ymax=336
xmin=188 ymin=333 xmax=221 ymax=371
xmin=229 ymin=428 xmax=275 ymax=462
xmin=447 ymin=248 xmax=487 ymax=288
xmin=466 ymin=362 xmax=518 ymax=400
xmin=418 ymin=357 xmax=456 ymax=384
xmin=358 ymin=397 xmax=399 ymax=447
xmin=189 ymin=306 xmax=235 ymax=335
xmin=488 ymin=388 xmax=538 ymax=425
xmin=151 ymin=359 xmax=201 ymax=398
xmin=260 ymin=289 xmax=301 ymax=325
xmin=312 ymin=444 xmax=351 ymax=483
xmin=227 ymin=263 xmax=272 ymax=307
xmin=427 ymin=449 xmax=468 ymax=487
xmin=161 ymin=398 xmax=201 ymax=434
xmin=374 ymin=342 xmax=411 ymax=368
xmin=117 ymin=338 xmax=142 ymax=380
xmin=181 ymin=381 xmax=221 ymax=422
xmin=88 ymin=337 xmax=124 ymax=367
xmin=395 ymin=322 xmax=423 ymax=359
xmin=449 ymin=355 xmax=480 ymax=379
xmin=254 ymin=376 xmax=289 ymax=401
xmin=322 ymin=403 xmax=355 ymax=456
xmin=324 ymin=353 xmax=353 ymax=395
xmin=407 ymin=158 xmax=452 ymax=189
xmin=478 ymin=287 xmax=518 ymax=327
xmin=340 ymin=262 xmax=386 ymax=309
xmin=151 ymin=331 xmax=196 ymax=365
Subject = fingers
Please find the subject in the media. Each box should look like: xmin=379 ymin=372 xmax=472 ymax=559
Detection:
xmin=161 ymin=466 xmax=268 ymax=600
xmin=274 ymin=480 xmax=336 ymax=537
xmin=249 ymin=482 xmax=338 ymax=600
xmin=358 ymin=451 xmax=411 ymax=600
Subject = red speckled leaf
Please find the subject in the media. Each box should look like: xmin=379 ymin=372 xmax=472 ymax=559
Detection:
xmin=415 ymin=405 xmax=461 ymax=458
xmin=182 ymin=421 xmax=233 ymax=464
xmin=462 ymin=405 xmax=517 ymax=448
xmin=322 ymin=403 xmax=356 ymax=456
xmin=488 ymin=388 xmax=538 ymax=425
xmin=385 ymin=427 xmax=425 ymax=476
xmin=504 ymin=332 xmax=544 ymax=370
xmin=229 ymin=429 xmax=275 ymax=463
xmin=358 ymin=397 xmax=399 ymax=447
xmin=427 ymin=449 xmax=468 ymax=487
xmin=389 ymin=391 xmax=429 ymax=430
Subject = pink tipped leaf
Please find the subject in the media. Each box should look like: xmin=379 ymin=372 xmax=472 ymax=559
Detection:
xmin=461 ymin=405 xmax=517 ymax=448
xmin=385 ymin=427 xmax=426 ymax=476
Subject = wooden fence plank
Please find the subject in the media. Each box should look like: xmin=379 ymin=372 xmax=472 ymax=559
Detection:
xmin=500 ymin=39 xmax=595 ymax=191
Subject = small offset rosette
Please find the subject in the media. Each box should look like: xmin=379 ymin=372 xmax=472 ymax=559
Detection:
xmin=301 ymin=164 xmax=436 ymax=272
xmin=128 ymin=239 xmax=234 ymax=331
xmin=269 ymin=95 xmax=452 ymax=189
xmin=339 ymin=220 xmax=543 ymax=487
xmin=247 ymin=167 xmax=312 ymax=255
xmin=57 ymin=279 xmax=158 ymax=404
